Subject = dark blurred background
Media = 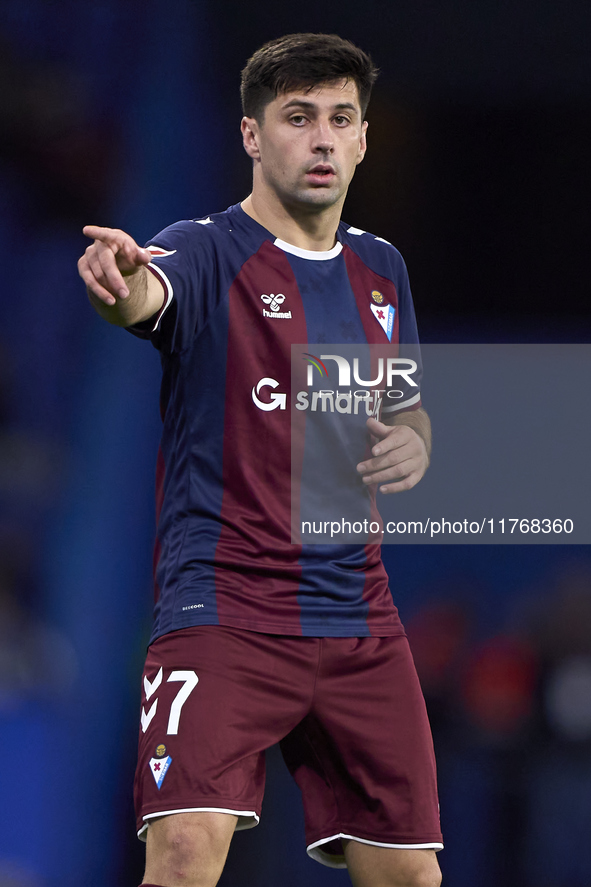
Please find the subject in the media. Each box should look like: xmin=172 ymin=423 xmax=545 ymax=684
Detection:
xmin=0 ymin=1 xmax=590 ymax=885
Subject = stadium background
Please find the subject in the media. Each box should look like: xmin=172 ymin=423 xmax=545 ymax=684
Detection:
xmin=1 ymin=1 xmax=590 ymax=885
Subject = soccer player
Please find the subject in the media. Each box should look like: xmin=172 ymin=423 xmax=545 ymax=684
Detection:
xmin=78 ymin=33 xmax=442 ymax=887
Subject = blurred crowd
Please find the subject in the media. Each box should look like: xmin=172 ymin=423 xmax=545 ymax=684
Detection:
xmin=406 ymin=562 xmax=591 ymax=887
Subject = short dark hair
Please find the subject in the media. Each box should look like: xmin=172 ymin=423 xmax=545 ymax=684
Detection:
xmin=241 ymin=33 xmax=379 ymax=122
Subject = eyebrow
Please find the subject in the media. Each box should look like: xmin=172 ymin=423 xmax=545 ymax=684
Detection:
xmin=281 ymin=99 xmax=359 ymax=115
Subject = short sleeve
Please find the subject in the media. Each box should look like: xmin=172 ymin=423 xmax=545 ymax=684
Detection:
xmin=383 ymin=253 xmax=423 ymax=417
xmin=127 ymin=220 xmax=217 ymax=354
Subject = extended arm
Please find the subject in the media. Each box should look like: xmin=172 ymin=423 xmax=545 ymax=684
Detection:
xmin=356 ymin=408 xmax=431 ymax=494
xmin=78 ymin=225 xmax=165 ymax=327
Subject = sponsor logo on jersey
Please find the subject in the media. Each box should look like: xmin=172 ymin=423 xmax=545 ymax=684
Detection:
xmin=251 ymin=378 xmax=287 ymax=411
xmin=370 ymin=303 xmax=395 ymax=341
xmin=260 ymin=293 xmax=292 ymax=319
xmin=146 ymin=246 xmax=177 ymax=258
xmin=371 ymin=290 xmax=384 ymax=304
xmin=149 ymin=755 xmax=172 ymax=789
xmin=295 ymin=389 xmax=384 ymax=416
xmin=251 ymin=354 xmax=418 ymax=417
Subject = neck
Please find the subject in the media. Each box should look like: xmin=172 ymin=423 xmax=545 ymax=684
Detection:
xmin=241 ymin=187 xmax=343 ymax=252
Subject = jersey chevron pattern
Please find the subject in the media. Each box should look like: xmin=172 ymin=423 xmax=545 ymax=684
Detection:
xmin=131 ymin=204 xmax=422 ymax=641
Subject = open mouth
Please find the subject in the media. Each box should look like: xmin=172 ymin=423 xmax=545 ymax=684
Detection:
xmin=306 ymin=165 xmax=336 ymax=184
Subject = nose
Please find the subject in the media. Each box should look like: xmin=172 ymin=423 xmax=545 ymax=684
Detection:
xmin=312 ymin=120 xmax=334 ymax=154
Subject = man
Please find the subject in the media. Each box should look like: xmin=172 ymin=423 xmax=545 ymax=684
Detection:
xmin=78 ymin=33 xmax=442 ymax=887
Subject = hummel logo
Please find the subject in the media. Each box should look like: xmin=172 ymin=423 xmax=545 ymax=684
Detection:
xmin=260 ymin=293 xmax=292 ymax=319
xmin=261 ymin=293 xmax=285 ymax=312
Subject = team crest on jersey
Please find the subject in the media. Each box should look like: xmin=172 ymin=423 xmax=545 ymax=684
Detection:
xmin=149 ymin=754 xmax=172 ymax=789
xmin=147 ymin=245 xmax=177 ymax=258
xmin=260 ymin=293 xmax=292 ymax=319
xmin=371 ymin=290 xmax=384 ymax=304
xmin=370 ymin=303 xmax=395 ymax=341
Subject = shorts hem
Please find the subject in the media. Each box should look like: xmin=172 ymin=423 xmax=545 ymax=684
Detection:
xmin=137 ymin=807 xmax=260 ymax=841
xmin=306 ymin=834 xmax=445 ymax=869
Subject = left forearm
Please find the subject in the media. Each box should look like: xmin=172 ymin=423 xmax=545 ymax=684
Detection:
xmin=385 ymin=407 xmax=431 ymax=461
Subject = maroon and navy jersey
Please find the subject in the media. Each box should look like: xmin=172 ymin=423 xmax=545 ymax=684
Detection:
xmin=131 ymin=204 xmax=422 ymax=642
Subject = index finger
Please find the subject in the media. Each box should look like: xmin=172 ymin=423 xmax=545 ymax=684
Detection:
xmin=83 ymin=224 xmax=117 ymax=240
xmin=82 ymin=225 xmax=135 ymax=254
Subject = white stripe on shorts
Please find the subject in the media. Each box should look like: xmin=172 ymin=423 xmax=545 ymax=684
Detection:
xmin=307 ymin=833 xmax=444 ymax=869
xmin=137 ymin=807 xmax=259 ymax=841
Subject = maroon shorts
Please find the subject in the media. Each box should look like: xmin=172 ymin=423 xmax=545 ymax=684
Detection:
xmin=134 ymin=626 xmax=442 ymax=868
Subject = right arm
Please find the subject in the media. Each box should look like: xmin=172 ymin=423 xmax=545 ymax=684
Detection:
xmin=78 ymin=225 xmax=165 ymax=327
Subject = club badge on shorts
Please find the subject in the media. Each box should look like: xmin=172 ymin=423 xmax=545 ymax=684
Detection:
xmin=149 ymin=745 xmax=172 ymax=789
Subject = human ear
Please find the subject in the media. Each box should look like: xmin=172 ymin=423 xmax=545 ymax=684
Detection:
xmin=356 ymin=120 xmax=368 ymax=165
xmin=241 ymin=117 xmax=261 ymax=160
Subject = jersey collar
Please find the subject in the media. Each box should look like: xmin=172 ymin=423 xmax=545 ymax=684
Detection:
xmin=272 ymin=238 xmax=343 ymax=261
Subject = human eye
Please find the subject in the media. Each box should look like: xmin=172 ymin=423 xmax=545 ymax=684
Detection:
xmin=333 ymin=115 xmax=351 ymax=127
xmin=289 ymin=114 xmax=307 ymax=126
